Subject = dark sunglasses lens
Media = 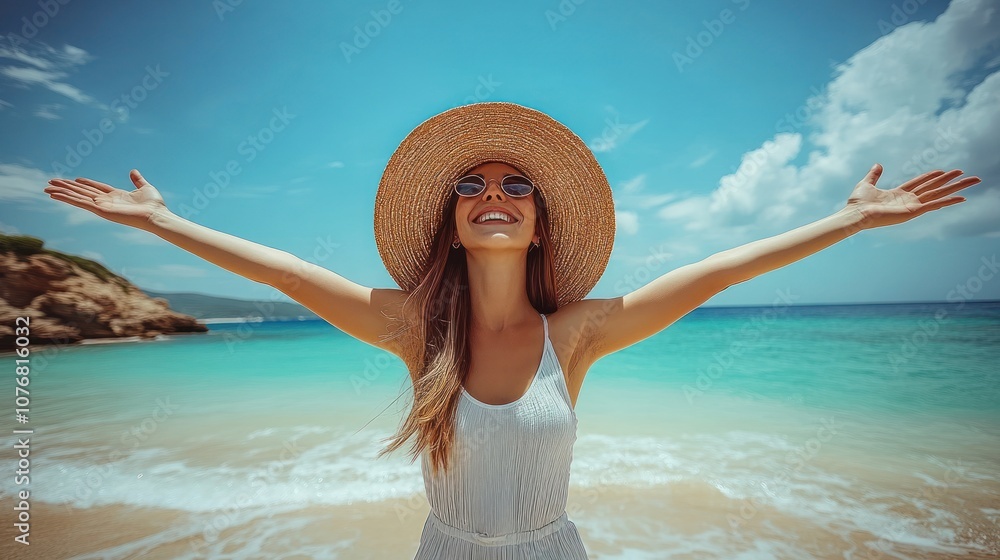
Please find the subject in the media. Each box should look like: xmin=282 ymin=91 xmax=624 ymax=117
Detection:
xmin=456 ymin=176 xmax=486 ymax=196
xmin=502 ymin=176 xmax=533 ymax=196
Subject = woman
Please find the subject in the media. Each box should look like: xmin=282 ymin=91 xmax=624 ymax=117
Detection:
xmin=43 ymin=102 xmax=981 ymax=558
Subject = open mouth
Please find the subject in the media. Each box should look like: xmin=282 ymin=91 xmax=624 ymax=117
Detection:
xmin=473 ymin=211 xmax=517 ymax=224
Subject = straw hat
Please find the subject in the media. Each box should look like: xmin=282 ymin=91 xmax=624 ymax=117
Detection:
xmin=373 ymin=101 xmax=615 ymax=308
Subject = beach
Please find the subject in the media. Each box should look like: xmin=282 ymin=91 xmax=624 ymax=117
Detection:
xmin=2 ymin=301 xmax=998 ymax=559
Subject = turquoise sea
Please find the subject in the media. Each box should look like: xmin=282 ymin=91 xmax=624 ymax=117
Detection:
xmin=2 ymin=301 xmax=999 ymax=559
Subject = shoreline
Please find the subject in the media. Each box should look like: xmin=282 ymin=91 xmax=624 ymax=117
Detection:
xmin=0 ymin=317 xmax=323 ymax=355
xmin=0 ymin=332 xmax=195 ymax=356
xmin=197 ymin=316 xmax=265 ymax=324
xmin=197 ymin=316 xmax=320 ymax=324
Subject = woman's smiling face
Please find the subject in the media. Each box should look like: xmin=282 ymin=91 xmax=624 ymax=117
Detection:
xmin=453 ymin=161 xmax=539 ymax=251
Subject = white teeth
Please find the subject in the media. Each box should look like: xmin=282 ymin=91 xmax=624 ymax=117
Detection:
xmin=477 ymin=211 xmax=513 ymax=223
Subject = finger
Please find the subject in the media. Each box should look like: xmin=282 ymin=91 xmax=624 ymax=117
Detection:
xmin=130 ymin=169 xmax=150 ymax=188
xmin=897 ymin=169 xmax=946 ymax=192
xmin=45 ymin=186 xmax=95 ymax=203
xmin=48 ymin=191 xmax=101 ymax=212
xmin=917 ymin=176 xmax=981 ymax=202
xmin=915 ymin=195 xmax=966 ymax=217
xmin=864 ymin=163 xmax=883 ymax=185
xmin=45 ymin=179 xmax=102 ymax=199
xmin=47 ymin=181 xmax=104 ymax=198
xmin=76 ymin=177 xmax=116 ymax=193
xmin=912 ymin=169 xmax=964 ymax=195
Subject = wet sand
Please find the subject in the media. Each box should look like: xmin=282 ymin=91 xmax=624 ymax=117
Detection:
xmin=0 ymin=497 xmax=429 ymax=559
xmin=4 ymin=483 xmax=997 ymax=560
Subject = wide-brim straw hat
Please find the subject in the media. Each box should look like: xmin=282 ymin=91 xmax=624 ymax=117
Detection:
xmin=373 ymin=101 xmax=615 ymax=309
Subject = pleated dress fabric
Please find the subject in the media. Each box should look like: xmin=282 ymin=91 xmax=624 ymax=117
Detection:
xmin=413 ymin=312 xmax=588 ymax=559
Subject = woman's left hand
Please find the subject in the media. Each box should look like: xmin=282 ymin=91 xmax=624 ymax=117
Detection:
xmin=847 ymin=164 xmax=982 ymax=230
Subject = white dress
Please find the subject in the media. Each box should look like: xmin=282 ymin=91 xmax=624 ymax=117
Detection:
xmin=413 ymin=312 xmax=588 ymax=559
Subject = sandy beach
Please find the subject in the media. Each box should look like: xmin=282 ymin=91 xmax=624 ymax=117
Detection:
xmin=0 ymin=496 xmax=427 ymax=559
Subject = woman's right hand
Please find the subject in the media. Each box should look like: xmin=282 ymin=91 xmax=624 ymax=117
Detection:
xmin=44 ymin=169 xmax=169 ymax=230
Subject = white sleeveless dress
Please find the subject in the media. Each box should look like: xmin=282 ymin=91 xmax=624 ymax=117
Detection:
xmin=413 ymin=311 xmax=588 ymax=559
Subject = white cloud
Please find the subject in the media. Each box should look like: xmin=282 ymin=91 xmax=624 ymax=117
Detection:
xmin=33 ymin=103 xmax=63 ymax=120
xmin=609 ymin=173 xmax=677 ymax=242
xmin=0 ymin=48 xmax=53 ymax=70
xmin=632 ymin=193 xmax=678 ymax=208
xmin=710 ymin=134 xmax=804 ymax=224
xmin=0 ymin=163 xmax=48 ymax=202
xmin=658 ymin=195 xmax=710 ymax=230
xmin=618 ymin=174 xmax=645 ymax=193
xmin=0 ymin=99 xmax=12 ymax=109
xmin=60 ymin=44 xmax=91 ymax=66
xmin=327 ymin=161 xmax=345 ymax=168
xmin=0 ymin=42 xmax=92 ymax=70
xmin=657 ymin=133 xmax=806 ymax=232
xmin=588 ymin=107 xmax=649 ymax=153
xmin=656 ymin=0 xmax=1000 ymax=247
xmin=0 ymin=39 xmax=104 ymax=112
xmin=0 ymin=163 xmax=104 ymax=225
xmin=616 ymin=210 xmax=639 ymax=235
xmin=0 ymin=65 xmax=98 ymax=106
xmin=613 ymin=173 xmax=679 ymax=210
xmin=690 ymin=150 xmax=716 ymax=168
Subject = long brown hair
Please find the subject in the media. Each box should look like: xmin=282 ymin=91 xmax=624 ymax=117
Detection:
xmin=375 ymin=171 xmax=559 ymax=477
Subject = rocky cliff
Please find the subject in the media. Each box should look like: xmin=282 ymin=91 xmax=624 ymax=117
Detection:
xmin=0 ymin=233 xmax=207 ymax=352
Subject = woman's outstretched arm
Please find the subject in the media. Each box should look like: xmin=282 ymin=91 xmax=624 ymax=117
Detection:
xmin=704 ymin=166 xmax=979 ymax=286
xmin=561 ymin=165 xmax=982 ymax=366
xmin=44 ymin=170 xmax=412 ymax=358
xmin=46 ymin=169 xmax=307 ymax=286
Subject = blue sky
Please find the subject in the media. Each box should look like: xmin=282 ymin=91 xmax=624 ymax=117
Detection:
xmin=1 ymin=0 xmax=998 ymax=306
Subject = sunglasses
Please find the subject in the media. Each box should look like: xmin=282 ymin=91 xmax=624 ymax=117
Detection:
xmin=454 ymin=174 xmax=535 ymax=198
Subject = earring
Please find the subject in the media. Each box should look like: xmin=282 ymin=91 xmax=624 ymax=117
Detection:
xmin=452 ymin=238 xmax=461 ymax=249
xmin=530 ymin=240 xmax=540 ymax=250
